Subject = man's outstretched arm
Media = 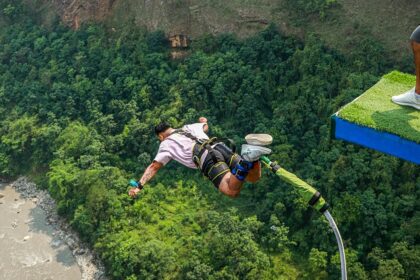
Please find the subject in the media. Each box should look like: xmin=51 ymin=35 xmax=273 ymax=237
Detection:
xmin=129 ymin=161 xmax=163 ymax=197
xmin=139 ymin=161 xmax=163 ymax=186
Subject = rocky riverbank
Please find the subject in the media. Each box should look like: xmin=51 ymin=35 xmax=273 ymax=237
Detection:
xmin=0 ymin=177 xmax=107 ymax=280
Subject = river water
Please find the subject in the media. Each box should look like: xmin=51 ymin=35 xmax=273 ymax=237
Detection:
xmin=0 ymin=182 xmax=82 ymax=280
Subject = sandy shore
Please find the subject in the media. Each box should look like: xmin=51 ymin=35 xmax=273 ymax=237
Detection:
xmin=0 ymin=177 xmax=107 ymax=280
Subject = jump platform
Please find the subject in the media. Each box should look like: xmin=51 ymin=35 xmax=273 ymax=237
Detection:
xmin=331 ymin=71 xmax=420 ymax=164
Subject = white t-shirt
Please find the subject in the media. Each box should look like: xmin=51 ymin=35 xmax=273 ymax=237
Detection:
xmin=153 ymin=123 xmax=209 ymax=169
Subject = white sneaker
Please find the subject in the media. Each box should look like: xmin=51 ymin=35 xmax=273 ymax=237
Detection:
xmin=241 ymin=144 xmax=271 ymax=162
xmin=391 ymin=87 xmax=420 ymax=110
xmin=245 ymin=134 xmax=273 ymax=146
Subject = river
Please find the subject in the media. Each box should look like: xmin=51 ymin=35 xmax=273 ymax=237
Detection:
xmin=0 ymin=179 xmax=105 ymax=280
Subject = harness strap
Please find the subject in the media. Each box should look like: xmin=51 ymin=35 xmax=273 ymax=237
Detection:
xmin=207 ymin=162 xmax=229 ymax=182
xmin=170 ymin=129 xmax=220 ymax=170
xmin=194 ymin=140 xmax=219 ymax=168
xmin=170 ymin=129 xmax=204 ymax=144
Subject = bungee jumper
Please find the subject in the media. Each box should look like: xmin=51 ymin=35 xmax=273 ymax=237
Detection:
xmin=128 ymin=117 xmax=272 ymax=198
xmin=127 ymin=117 xmax=348 ymax=279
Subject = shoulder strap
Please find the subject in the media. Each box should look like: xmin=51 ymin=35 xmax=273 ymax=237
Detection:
xmin=170 ymin=128 xmax=219 ymax=167
xmin=170 ymin=128 xmax=205 ymax=144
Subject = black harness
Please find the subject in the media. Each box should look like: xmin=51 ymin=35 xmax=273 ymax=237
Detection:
xmin=166 ymin=128 xmax=238 ymax=187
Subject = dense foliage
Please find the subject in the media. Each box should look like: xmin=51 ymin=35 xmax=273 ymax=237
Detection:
xmin=285 ymin=0 xmax=339 ymax=19
xmin=0 ymin=3 xmax=419 ymax=279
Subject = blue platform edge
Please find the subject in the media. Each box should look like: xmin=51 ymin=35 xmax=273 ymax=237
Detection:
xmin=331 ymin=114 xmax=420 ymax=165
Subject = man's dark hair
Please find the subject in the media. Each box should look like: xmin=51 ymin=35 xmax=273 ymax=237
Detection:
xmin=154 ymin=122 xmax=171 ymax=135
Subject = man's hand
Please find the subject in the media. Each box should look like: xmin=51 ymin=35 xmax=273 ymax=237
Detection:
xmin=128 ymin=187 xmax=141 ymax=198
xmin=199 ymin=117 xmax=208 ymax=132
xmin=129 ymin=161 xmax=162 ymax=198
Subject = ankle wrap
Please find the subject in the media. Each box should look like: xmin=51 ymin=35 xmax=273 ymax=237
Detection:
xmin=231 ymin=160 xmax=253 ymax=181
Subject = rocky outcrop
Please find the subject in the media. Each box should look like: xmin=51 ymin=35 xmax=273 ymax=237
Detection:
xmin=52 ymin=0 xmax=115 ymax=29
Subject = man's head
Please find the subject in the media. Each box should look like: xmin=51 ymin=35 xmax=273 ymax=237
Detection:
xmin=154 ymin=122 xmax=172 ymax=141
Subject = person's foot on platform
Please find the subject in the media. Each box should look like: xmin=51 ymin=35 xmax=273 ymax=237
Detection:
xmin=392 ymin=87 xmax=420 ymax=110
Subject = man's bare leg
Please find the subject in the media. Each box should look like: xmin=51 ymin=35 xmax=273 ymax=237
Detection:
xmin=217 ymin=133 xmax=271 ymax=197
xmin=246 ymin=161 xmax=261 ymax=183
xmin=218 ymin=173 xmax=244 ymax=198
xmin=413 ymin=40 xmax=420 ymax=93
xmin=218 ymin=162 xmax=262 ymax=197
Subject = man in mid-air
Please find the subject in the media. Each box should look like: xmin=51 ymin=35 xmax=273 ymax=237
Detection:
xmin=392 ymin=25 xmax=420 ymax=110
xmin=129 ymin=117 xmax=272 ymax=198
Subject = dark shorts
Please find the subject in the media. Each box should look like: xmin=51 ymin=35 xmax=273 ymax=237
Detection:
xmin=198 ymin=143 xmax=241 ymax=188
xmin=411 ymin=25 xmax=420 ymax=43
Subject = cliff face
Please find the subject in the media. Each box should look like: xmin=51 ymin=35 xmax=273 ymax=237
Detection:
xmin=48 ymin=0 xmax=278 ymax=37
xmin=53 ymin=0 xmax=115 ymax=29
xmin=33 ymin=0 xmax=420 ymax=62
xmin=113 ymin=0 xmax=277 ymax=36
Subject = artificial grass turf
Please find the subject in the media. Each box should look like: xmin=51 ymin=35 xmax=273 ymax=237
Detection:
xmin=337 ymin=71 xmax=420 ymax=143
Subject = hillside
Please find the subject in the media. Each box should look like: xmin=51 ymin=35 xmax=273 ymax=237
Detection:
xmin=26 ymin=0 xmax=420 ymax=64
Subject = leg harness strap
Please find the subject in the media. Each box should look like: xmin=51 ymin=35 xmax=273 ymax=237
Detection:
xmin=193 ymin=142 xmax=230 ymax=183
